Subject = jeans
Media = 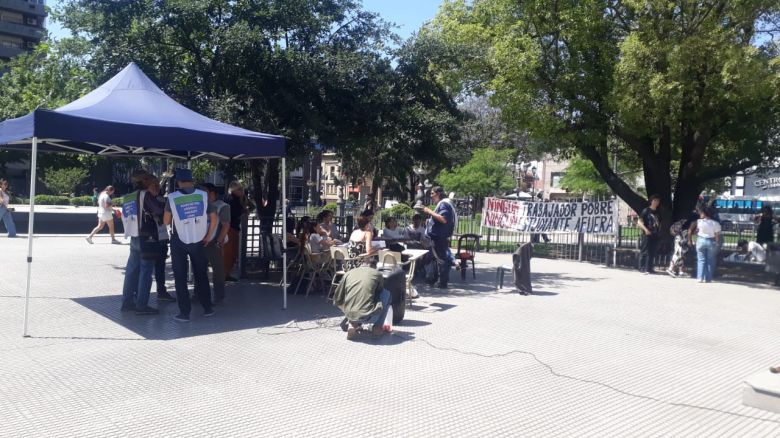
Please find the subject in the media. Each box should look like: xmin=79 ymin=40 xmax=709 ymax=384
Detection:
xmin=696 ymin=237 xmax=718 ymax=282
xmin=638 ymin=234 xmax=659 ymax=272
xmin=351 ymin=289 xmax=392 ymax=326
xmin=426 ymin=237 xmax=453 ymax=286
xmin=155 ymin=240 xmax=169 ymax=294
xmin=0 ymin=206 xmax=16 ymax=237
xmin=205 ymin=241 xmax=225 ymax=302
xmin=122 ymin=237 xmax=155 ymax=309
xmin=170 ymin=234 xmax=212 ymax=317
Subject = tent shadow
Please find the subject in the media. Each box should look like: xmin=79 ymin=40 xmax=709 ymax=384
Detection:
xmin=70 ymin=282 xmax=343 ymax=341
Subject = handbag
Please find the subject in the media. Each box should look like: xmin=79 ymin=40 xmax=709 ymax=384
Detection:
xmin=138 ymin=193 xmax=161 ymax=260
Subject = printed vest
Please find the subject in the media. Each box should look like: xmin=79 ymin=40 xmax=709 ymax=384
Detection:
xmin=120 ymin=191 xmax=141 ymax=238
xmin=168 ymin=189 xmax=208 ymax=244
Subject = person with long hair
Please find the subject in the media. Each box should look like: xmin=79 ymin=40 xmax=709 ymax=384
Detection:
xmin=689 ymin=205 xmax=722 ymax=283
xmin=86 ymin=185 xmax=120 ymax=244
xmin=346 ymin=214 xmax=377 ymax=269
xmin=0 ymin=178 xmax=17 ymax=238
xmin=316 ymin=210 xmax=340 ymax=242
xmin=755 ymin=205 xmax=777 ymax=245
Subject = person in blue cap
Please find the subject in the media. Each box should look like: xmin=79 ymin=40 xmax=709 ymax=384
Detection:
xmin=163 ymin=168 xmax=217 ymax=322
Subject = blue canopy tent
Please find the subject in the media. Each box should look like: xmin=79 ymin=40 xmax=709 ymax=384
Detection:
xmin=0 ymin=63 xmax=291 ymax=336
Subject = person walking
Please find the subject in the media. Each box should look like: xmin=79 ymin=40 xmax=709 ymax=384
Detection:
xmin=421 ymin=186 xmax=456 ymax=288
xmin=755 ymin=205 xmax=776 ymax=245
xmin=689 ymin=206 xmax=722 ymax=283
xmin=87 ymin=185 xmax=120 ymax=244
xmin=222 ymin=181 xmax=251 ymax=282
xmin=163 ymin=169 xmax=217 ymax=322
xmin=0 ymin=179 xmax=17 ymax=238
xmin=120 ymin=171 xmax=165 ymax=314
xmin=637 ymin=195 xmax=661 ymax=274
xmin=202 ymin=183 xmax=231 ymax=304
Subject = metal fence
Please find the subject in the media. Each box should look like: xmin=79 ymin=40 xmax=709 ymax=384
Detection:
xmin=240 ymin=206 xmax=773 ymax=275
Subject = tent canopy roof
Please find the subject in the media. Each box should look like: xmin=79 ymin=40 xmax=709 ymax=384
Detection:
xmin=0 ymin=63 xmax=285 ymax=159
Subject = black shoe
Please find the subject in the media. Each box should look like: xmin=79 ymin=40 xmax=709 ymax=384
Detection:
xmin=225 ymin=276 xmax=239 ymax=282
xmin=135 ymin=306 xmax=159 ymax=315
xmin=435 ymin=283 xmax=448 ymax=289
xmin=120 ymin=303 xmax=135 ymax=312
xmin=157 ymin=291 xmax=175 ymax=302
xmin=203 ymin=309 xmax=215 ymax=317
xmin=173 ymin=314 xmax=190 ymax=322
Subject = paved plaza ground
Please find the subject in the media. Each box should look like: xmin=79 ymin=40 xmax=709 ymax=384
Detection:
xmin=1 ymin=236 xmax=780 ymax=436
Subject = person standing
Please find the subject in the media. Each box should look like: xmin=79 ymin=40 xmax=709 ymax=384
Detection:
xmin=755 ymin=205 xmax=776 ymax=245
xmin=163 ymin=169 xmax=217 ymax=322
xmin=223 ymin=181 xmax=250 ymax=282
xmin=637 ymin=195 xmax=661 ymax=274
xmin=91 ymin=187 xmax=99 ymax=207
xmin=87 ymin=186 xmax=120 ymax=244
xmin=151 ymin=178 xmax=175 ymax=302
xmin=0 ymin=179 xmax=17 ymax=238
xmin=422 ymin=186 xmax=456 ymax=288
xmin=689 ymin=206 xmax=722 ymax=283
xmin=120 ymin=171 xmax=165 ymax=314
xmin=202 ymin=183 xmax=231 ymax=304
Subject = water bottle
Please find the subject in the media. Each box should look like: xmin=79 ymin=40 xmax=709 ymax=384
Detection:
xmin=383 ymin=305 xmax=393 ymax=332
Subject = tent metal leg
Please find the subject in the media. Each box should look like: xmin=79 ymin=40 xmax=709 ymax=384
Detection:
xmin=282 ymin=157 xmax=287 ymax=310
xmin=22 ymin=137 xmax=38 ymax=337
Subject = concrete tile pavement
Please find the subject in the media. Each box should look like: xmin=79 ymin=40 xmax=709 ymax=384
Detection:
xmin=0 ymin=236 xmax=779 ymax=436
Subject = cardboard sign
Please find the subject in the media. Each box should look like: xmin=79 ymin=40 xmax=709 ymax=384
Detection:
xmin=481 ymin=197 xmax=616 ymax=234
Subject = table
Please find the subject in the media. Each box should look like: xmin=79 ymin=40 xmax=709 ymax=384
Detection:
xmin=401 ymin=248 xmax=429 ymax=307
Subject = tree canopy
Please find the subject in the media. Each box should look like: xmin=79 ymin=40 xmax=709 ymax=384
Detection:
xmin=432 ymin=0 xmax=780 ymax=221
xmin=437 ymin=148 xmax=515 ymax=201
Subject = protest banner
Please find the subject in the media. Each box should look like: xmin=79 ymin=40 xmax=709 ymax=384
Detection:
xmin=481 ymin=197 xmax=617 ymax=234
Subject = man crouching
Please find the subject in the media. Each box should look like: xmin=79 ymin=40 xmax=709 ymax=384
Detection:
xmin=332 ymin=267 xmax=391 ymax=340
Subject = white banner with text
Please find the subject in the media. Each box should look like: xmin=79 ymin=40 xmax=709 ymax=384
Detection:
xmin=481 ymin=197 xmax=617 ymax=234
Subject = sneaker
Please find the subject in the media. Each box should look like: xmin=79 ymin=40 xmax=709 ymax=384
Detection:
xmin=641 ymin=271 xmax=649 ymax=275
xmin=157 ymin=291 xmax=176 ymax=302
xmin=203 ymin=309 xmax=215 ymax=317
xmin=173 ymin=314 xmax=190 ymax=322
xmin=371 ymin=324 xmax=384 ymax=337
xmin=666 ymin=269 xmax=677 ymax=278
xmin=85 ymin=236 xmax=93 ymax=244
xmin=111 ymin=239 xmax=122 ymax=245
xmin=346 ymin=326 xmax=359 ymax=341
xmin=135 ymin=306 xmax=159 ymax=315
xmin=339 ymin=318 xmax=350 ymax=332
xmin=697 ymin=279 xmax=705 ymax=283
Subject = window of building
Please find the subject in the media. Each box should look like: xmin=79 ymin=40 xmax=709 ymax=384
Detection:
xmin=0 ymin=11 xmax=24 ymax=25
xmin=551 ymin=172 xmax=565 ymax=189
xmin=26 ymin=17 xmax=38 ymax=26
xmin=0 ymin=35 xmax=23 ymax=49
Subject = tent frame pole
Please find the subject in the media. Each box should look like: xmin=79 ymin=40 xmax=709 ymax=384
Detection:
xmin=22 ymin=137 xmax=38 ymax=337
xmin=282 ymin=157 xmax=287 ymax=309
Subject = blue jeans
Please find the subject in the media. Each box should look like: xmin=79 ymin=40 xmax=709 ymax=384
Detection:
xmin=429 ymin=237 xmax=454 ymax=286
xmin=0 ymin=206 xmax=16 ymax=237
xmin=122 ymin=237 xmax=155 ymax=309
xmin=352 ymin=289 xmax=392 ymax=326
xmin=170 ymin=234 xmax=212 ymax=317
xmin=696 ymin=237 xmax=718 ymax=282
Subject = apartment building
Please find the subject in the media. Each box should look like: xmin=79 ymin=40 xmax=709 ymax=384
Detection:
xmin=0 ymin=0 xmax=46 ymax=60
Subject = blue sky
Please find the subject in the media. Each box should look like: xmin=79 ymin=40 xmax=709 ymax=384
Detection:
xmin=46 ymin=0 xmax=444 ymax=42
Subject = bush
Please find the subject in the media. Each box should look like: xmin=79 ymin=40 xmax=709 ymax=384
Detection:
xmin=43 ymin=167 xmax=88 ymax=196
xmin=69 ymin=196 xmax=94 ymax=206
xmin=322 ymin=203 xmax=338 ymax=212
xmin=34 ymin=195 xmax=70 ymax=205
xmin=386 ymin=202 xmax=415 ymax=217
xmin=9 ymin=196 xmax=27 ymax=204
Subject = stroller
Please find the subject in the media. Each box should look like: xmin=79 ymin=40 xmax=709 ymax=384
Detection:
xmin=666 ymin=220 xmax=690 ymax=277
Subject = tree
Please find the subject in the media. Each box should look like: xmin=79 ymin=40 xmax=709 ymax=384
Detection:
xmin=433 ymin=0 xmax=780 ymax=222
xmin=560 ymin=155 xmax=642 ymax=197
xmin=437 ymin=148 xmax=515 ymax=204
xmin=43 ymin=167 xmax=88 ymax=196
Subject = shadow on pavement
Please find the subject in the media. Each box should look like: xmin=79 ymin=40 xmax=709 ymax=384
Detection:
xmin=71 ymin=281 xmax=343 ymax=341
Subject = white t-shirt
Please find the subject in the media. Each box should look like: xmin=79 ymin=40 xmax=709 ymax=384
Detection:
xmin=749 ymin=242 xmax=767 ymax=263
xmin=309 ymin=233 xmax=324 ymax=253
xmin=696 ymin=218 xmax=721 ymax=239
xmin=97 ymin=192 xmax=112 ymax=215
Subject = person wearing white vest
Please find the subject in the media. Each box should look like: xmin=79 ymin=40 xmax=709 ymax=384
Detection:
xmin=163 ymin=169 xmax=217 ymax=322
xmin=121 ymin=171 xmax=165 ymax=315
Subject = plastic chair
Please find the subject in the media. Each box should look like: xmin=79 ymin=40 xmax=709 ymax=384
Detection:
xmin=456 ymin=234 xmax=480 ymax=280
xmin=377 ymin=249 xmax=402 ymax=270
